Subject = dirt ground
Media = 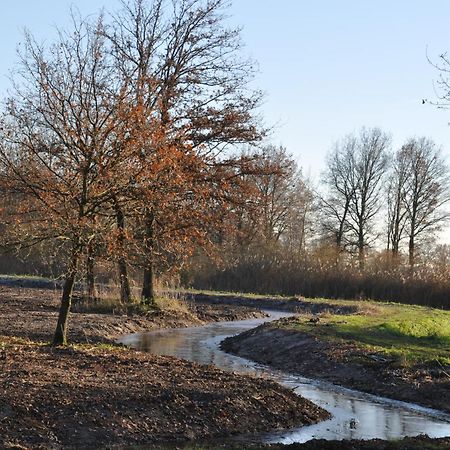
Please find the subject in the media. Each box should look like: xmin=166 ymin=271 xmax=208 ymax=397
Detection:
xmin=221 ymin=319 xmax=450 ymax=414
xmin=1 ymin=286 xmax=449 ymax=449
xmin=0 ymin=285 xmax=329 ymax=448
xmin=0 ymin=338 xmax=328 ymax=448
xmin=212 ymin=435 xmax=450 ymax=449
xmin=276 ymin=436 xmax=450 ymax=449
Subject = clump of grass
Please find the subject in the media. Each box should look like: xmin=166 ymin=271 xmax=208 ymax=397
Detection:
xmin=74 ymin=342 xmax=130 ymax=353
xmin=71 ymin=295 xmax=131 ymax=315
xmin=0 ymin=336 xmax=45 ymax=347
xmin=154 ymin=294 xmax=192 ymax=315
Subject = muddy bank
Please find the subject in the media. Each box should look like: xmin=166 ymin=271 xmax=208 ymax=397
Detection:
xmin=221 ymin=320 xmax=450 ymax=414
xmin=187 ymin=292 xmax=357 ymax=314
xmin=204 ymin=435 xmax=450 ymax=449
xmin=277 ymin=436 xmax=450 ymax=449
xmin=0 ymin=338 xmax=329 ymax=448
xmin=0 ymin=286 xmax=264 ymax=345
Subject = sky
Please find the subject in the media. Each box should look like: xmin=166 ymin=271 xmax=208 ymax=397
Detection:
xmin=2 ymin=1 xmax=450 ymax=236
xmin=2 ymin=1 xmax=450 ymax=178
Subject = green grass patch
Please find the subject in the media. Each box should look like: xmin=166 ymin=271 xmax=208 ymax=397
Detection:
xmin=278 ymin=300 xmax=450 ymax=366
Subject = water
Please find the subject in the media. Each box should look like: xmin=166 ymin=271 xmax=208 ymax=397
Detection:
xmin=119 ymin=311 xmax=450 ymax=444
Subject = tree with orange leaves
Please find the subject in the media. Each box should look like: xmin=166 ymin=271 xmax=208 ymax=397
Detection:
xmin=102 ymin=0 xmax=265 ymax=304
xmin=0 ymin=16 xmax=138 ymax=345
xmin=0 ymin=0 xmax=266 ymax=343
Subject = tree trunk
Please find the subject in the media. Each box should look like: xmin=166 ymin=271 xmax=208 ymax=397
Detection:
xmin=358 ymin=245 xmax=365 ymax=271
xmin=358 ymin=228 xmax=365 ymax=271
xmin=141 ymin=210 xmax=156 ymax=305
xmin=114 ymin=201 xmax=131 ymax=303
xmin=392 ymin=240 xmax=399 ymax=259
xmin=409 ymin=235 xmax=415 ymax=269
xmin=141 ymin=263 xmax=155 ymax=305
xmin=53 ymin=250 xmax=79 ymax=346
xmin=118 ymin=258 xmax=131 ymax=303
xmin=85 ymin=242 xmax=96 ymax=301
xmin=336 ymin=200 xmax=349 ymax=250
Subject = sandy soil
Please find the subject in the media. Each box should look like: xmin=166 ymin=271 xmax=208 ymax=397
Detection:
xmin=221 ymin=318 xmax=450 ymax=414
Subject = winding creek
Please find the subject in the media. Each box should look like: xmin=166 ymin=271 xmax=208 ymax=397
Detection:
xmin=119 ymin=311 xmax=450 ymax=444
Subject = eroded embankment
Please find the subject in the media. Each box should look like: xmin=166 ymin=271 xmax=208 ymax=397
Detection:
xmin=187 ymin=292 xmax=359 ymax=314
xmin=221 ymin=317 xmax=450 ymax=413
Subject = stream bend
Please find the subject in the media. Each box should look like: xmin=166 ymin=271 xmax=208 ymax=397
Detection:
xmin=118 ymin=311 xmax=450 ymax=444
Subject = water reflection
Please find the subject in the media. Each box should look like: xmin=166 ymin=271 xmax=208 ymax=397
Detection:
xmin=119 ymin=312 xmax=450 ymax=443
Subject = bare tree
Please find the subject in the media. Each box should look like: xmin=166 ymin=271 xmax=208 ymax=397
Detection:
xmin=348 ymin=128 xmax=390 ymax=269
xmin=321 ymin=135 xmax=357 ymax=250
xmin=322 ymin=128 xmax=389 ymax=269
xmin=386 ymin=148 xmax=409 ymax=258
xmin=228 ymin=145 xmax=315 ymax=256
xmin=400 ymin=137 xmax=450 ymax=267
xmin=251 ymin=146 xmax=300 ymax=244
xmin=283 ymin=175 xmax=316 ymax=255
xmin=428 ymin=50 xmax=450 ymax=108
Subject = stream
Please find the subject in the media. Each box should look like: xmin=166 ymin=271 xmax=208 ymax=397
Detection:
xmin=118 ymin=311 xmax=450 ymax=444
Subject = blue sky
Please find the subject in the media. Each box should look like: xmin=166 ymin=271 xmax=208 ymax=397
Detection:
xmin=1 ymin=1 xmax=450 ymax=181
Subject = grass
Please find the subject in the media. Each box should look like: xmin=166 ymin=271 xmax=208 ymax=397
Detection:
xmin=185 ymin=288 xmax=450 ymax=366
xmin=0 ymin=274 xmax=54 ymax=280
xmin=276 ymin=299 xmax=450 ymax=366
xmin=184 ymin=287 xmax=290 ymax=300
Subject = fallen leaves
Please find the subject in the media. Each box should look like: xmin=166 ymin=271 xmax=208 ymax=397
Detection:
xmin=0 ymin=338 xmax=328 ymax=448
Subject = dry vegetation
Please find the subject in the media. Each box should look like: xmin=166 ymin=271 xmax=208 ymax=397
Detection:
xmin=188 ymin=247 xmax=450 ymax=310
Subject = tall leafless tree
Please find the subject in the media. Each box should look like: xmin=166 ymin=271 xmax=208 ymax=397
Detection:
xmin=348 ymin=128 xmax=390 ymax=270
xmin=321 ymin=135 xmax=358 ymax=251
xmin=387 ymin=147 xmax=409 ymax=258
xmin=322 ymin=128 xmax=389 ymax=269
xmin=250 ymin=146 xmax=301 ymax=244
xmin=400 ymin=137 xmax=450 ymax=268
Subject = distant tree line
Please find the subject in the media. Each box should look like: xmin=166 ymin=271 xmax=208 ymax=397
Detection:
xmin=185 ymin=129 xmax=450 ymax=309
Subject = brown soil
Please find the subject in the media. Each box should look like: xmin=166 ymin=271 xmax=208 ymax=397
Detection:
xmin=0 ymin=285 xmax=265 ymax=345
xmin=214 ymin=435 xmax=450 ymax=449
xmin=0 ymin=338 xmax=329 ymax=448
xmin=221 ymin=319 xmax=450 ymax=414
xmin=0 ymin=286 xmax=330 ymax=448
xmin=1 ymin=286 xmax=448 ymax=448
